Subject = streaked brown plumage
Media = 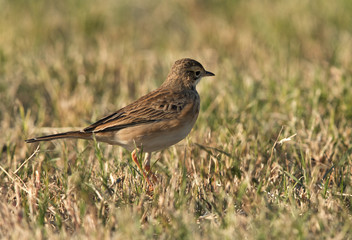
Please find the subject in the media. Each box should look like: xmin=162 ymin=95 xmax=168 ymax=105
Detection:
xmin=25 ymin=58 xmax=215 ymax=190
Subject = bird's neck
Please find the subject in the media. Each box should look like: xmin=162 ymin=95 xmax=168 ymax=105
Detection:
xmin=162 ymin=74 xmax=196 ymax=91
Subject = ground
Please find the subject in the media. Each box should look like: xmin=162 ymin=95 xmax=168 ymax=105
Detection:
xmin=0 ymin=0 xmax=351 ymax=239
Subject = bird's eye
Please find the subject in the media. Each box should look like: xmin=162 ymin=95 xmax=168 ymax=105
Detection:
xmin=195 ymin=71 xmax=201 ymax=77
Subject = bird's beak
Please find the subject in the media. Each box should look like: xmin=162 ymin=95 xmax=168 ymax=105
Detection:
xmin=204 ymin=70 xmax=215 ymax=77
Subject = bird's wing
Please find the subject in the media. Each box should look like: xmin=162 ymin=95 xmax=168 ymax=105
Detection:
xmin=83 ymin=88 xmax=195 ymax=133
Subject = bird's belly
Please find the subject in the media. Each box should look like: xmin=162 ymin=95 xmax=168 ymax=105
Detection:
xmin=109 ymin=117 xmax=197 ymax=152
xmin=139 ymin=122 xmax=194 ymax=152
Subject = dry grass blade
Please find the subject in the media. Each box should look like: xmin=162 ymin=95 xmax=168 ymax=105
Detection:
xmin=14 ymin=145 xmax=40 ymax=174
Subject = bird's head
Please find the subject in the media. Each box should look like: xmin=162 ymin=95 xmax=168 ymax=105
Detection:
xmin=164 ymin=58 xmax=215 ymax=90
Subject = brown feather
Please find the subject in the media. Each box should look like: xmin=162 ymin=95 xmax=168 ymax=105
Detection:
xmin=83 ymin=88 xmax=198 ymax=133
xmin=25 ymin=131 xmax=91 ymax=143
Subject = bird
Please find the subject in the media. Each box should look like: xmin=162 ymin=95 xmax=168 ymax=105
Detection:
xmin=25 ymin=58 xmax=215 ymax=190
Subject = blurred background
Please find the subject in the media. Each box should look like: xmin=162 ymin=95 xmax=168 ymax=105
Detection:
xmin=1 ymin=0 xmax=351 ymax=135
xmin=2 ymin=0 xmax=351 ymax=165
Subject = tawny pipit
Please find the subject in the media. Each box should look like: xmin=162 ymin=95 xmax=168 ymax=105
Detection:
xmin=26 ymin=58 xmax=215 ymax=189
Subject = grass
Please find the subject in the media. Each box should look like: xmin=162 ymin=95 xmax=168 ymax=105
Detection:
xmin=1 ymin=0 xmax=352 ymax=239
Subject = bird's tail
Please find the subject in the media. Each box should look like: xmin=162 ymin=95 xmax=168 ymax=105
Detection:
xmin=25 ymin=131 xmax=92 ymax=143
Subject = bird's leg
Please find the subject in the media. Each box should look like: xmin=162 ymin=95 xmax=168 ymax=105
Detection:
xmin=143 ymin=152 xmax=151 ymax=173
xmin=143 ymin=152 xmax=158 ymax=183
xmin=131 ymin=149 xmax=153 ymax=191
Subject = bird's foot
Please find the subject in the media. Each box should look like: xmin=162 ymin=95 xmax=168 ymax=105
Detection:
xmin=144 ymin=165 xmax=159 ymax=184
xmin=131 ymin=150 xmax=154 ymax=192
